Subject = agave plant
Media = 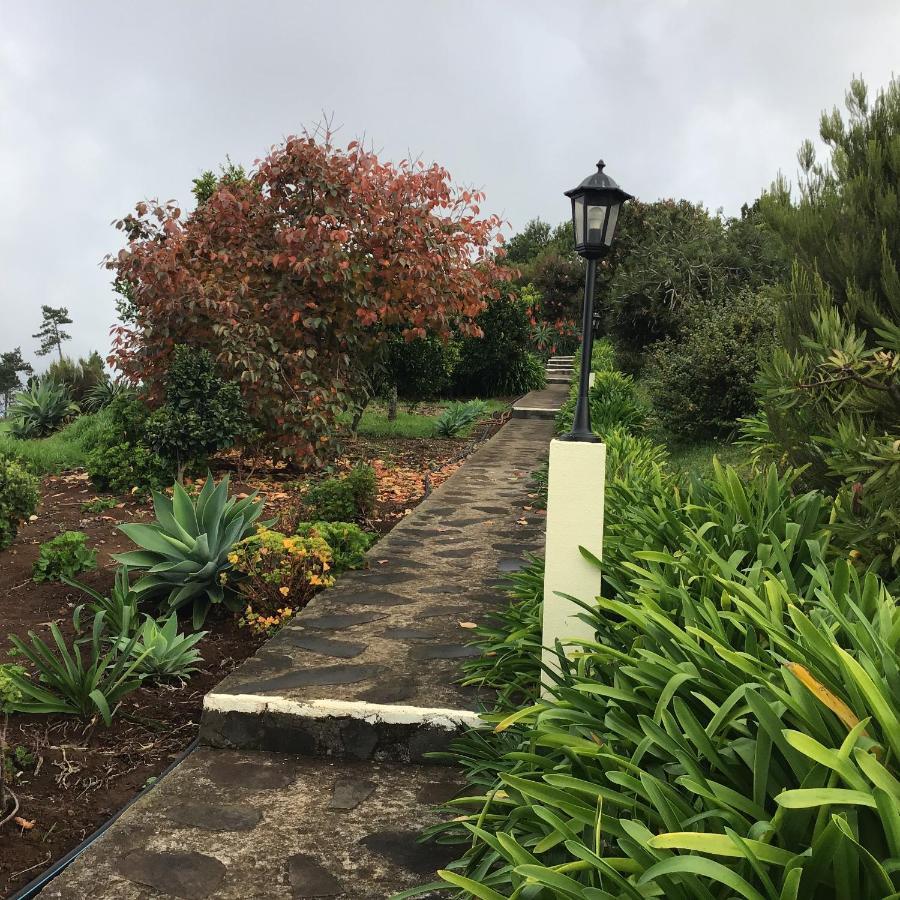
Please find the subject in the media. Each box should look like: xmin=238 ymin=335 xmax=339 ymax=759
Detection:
xmin=8 ymin=378 xmax=79 ymax=439
xmin=433 ymin=400 xmax=489 ymax=438
xmin=64 ymin=565 xmax=141 ymax=638
xmin=82 ymin=378 xmax=134 ymax=413
xmin=122 ymin=615 xmax=205 ymax=680
xmin=113 ymin=474 xmax=268 ymax=628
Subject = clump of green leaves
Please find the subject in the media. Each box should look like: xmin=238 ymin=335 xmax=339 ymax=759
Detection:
xmin=556 ymin=369 xmax=647 ymax=436
xmin=0 ymin=664 xmax=25 ymax=712
xmin=114 ymin=474 xmax=268 ymax=628
xmin=433 ymin=400 xmax=488 ymax=438
xmin=304 ymin=464 xmax=377 ymax=523
xmin=5 ymin=611 xmax=148 ymax=725
xmin=32 ymin=531 xmax=97 ymax=583
xmin=295 ymin=521 xmax=375 ymax=572
xmin=81 ymin=496 xmax=118 ymax=514
xmin=65 ymin=566 xmax=140 ymax=638
xmin=0 ymin=454 xmax=39 ymax=550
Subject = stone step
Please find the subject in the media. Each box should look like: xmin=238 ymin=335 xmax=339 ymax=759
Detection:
xmin=40 ymin=747 xmax=464 ymax=899
xmin=512 ymin=383 xmax=569 ymax=420
xmin=546 ymin=375 xmax=571 ymax=384
xmin=198 ymin=417 xmax=553 ymax=761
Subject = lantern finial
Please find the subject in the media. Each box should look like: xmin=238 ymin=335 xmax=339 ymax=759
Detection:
xmin=596 ymin=159 xmax=605 ymax=171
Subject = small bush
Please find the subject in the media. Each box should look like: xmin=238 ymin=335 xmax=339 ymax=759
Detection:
xmin=295 ymin=521 xmax=374 ymax=572
xmin=86 ymin=395 xmax=171 ymax=493
xmin=645 ymin=289 xmax=776 ymax=439
xmin=454 ymin=297 xmax=547 ymax=397
xmin=32 ymin=531 xmax=97 ymax=583
xmin=81 ymin=496 xmax=118 ymax=514
xmin=229 ymin=527 xmax=334 ymax=633
xmin=144 ymin=345 xmax=245 ymax=479
xmin=385 ymin=336 xmax=458 ymax=401
xmin=305 ymin=464 xmax=377 ymax=522
xmin=433 ymin=400 xmax=488 ymax=437
xmin=0 ymin=454 xmax=39 ymax=549
xmin=122 ymin=615 xmax=205 ymax=680
xmin=8 ymin=378 xmax=79 ymax=439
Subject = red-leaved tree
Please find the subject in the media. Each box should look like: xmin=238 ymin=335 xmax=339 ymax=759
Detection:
xmin=108 ymin=132 xmax=508 ymax=463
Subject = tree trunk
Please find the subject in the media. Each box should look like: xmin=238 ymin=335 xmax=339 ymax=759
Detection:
xmin=387 ymin=384 xmax=398 ymax=422
xmin=350 ymin=396 xmax=370 ymax=436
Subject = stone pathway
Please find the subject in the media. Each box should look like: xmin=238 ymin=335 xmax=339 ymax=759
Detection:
xmin=38 ymin=394 xmax=565 ymax=899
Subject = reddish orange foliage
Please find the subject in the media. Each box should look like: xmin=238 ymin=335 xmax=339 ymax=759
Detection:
xmin=108 ymin=132 xmax=508 ymax=464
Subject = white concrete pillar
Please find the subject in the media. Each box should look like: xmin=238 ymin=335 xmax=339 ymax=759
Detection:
xmin=541 ymin=439 xmax=605 ymax=696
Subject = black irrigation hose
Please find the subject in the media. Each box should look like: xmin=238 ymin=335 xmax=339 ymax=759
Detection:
xmin=7 ymin=737 xmax=199 ymax=900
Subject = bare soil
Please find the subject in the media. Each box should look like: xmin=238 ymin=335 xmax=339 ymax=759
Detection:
xmin=0 ymin=430 xmax=493 ymax=898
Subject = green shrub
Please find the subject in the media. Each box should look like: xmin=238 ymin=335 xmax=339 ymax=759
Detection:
xmin=46 ymin=352 xmax=107 ymax=405
xmin=8 ymin=378 xmax=79 ymax=439
xmin=0 ymin=664 xmax=25 ymax=712
xmin=295 ymin=521 xmax=375 ymax=572
xmin=0 ymin=454 xmax=39 ymax=549
xmin=144 ymin=345 xmax=245 ymax=480
xmin=32 ymin=531 xmax=97 ymax=582
xmin=82 ymin=379 xmax=133 ymax=413
xmin=114 ymin=474 xmax=268 ymax=628
xmin=305 ymin=464 xmax=377 ymax=522
xmin=454 ymin=297 xmax=547 ymax=397
xmin=86 ymin=394 xmax=170 ymax=493
xmin=385 ymin=336 xmax=458 ymax=401
xmin=81 ymin=496 xmax=118 ymax=514
xmin=6 ymin=610 xmax=148 ymax=725
xmin=433 ymin=400 xmax=488 ymax=437
xmin=645 ymin=289 xmax=776 ymax=439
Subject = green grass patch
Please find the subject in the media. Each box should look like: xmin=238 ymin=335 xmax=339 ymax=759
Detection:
xmin=347 ymin=399 xmax=508 ymax=439
xmin=0 ymin=411 xmax=109 ymax=474
xmin=667 ymin=438 xmax=752 ymax=482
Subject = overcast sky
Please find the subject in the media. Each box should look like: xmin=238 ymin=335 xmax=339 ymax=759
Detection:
xmin=1 ymin=0 xmax=898 ymax=371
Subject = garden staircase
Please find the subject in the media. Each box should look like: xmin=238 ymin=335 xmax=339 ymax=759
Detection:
xmin=38 ymin=411 xmax=566 ymax=899
xmin=544 ymin=354 xmax=574 ymax=384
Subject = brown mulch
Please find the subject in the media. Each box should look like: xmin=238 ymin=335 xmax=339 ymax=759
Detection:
xmin=0 ymin=430 xmax=494 ymax=898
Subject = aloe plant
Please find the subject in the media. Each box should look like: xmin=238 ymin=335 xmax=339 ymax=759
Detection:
xmin=114 ymin=474 xmax=268 ymax=628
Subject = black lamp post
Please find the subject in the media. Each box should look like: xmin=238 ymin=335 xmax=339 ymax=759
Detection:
xmin=560 ymin=160 xmax=632 ymax=442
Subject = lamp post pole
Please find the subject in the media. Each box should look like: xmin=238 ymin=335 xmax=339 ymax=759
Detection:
xmin=563 ymin=256 xmax=600 ymax=442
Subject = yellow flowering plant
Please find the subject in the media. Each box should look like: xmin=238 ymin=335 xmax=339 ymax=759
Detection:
xmin=226 ymin=527 xmax=334 ymax=631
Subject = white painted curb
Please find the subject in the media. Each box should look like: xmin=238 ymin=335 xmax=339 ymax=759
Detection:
xmin=204 ymin=693 xmax=484 ymax=731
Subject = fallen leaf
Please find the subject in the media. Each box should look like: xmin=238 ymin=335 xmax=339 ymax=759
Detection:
xmin=458 ymin=621 xmax=477 ymax=629
xmin=14 ymin=817 xmax=35 ymax=830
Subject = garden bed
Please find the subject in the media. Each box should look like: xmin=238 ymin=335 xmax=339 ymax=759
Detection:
xmin=0 ymin=430 xmax=489 ymax=897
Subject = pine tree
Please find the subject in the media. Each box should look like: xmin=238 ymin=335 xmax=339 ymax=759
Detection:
xmin=0 ymin=347 xmax=32 ymax=413
xmin=33 ymin=305 xmax=73 ymax=359
xmin=755 ymin=76 xmax=900 ymax=585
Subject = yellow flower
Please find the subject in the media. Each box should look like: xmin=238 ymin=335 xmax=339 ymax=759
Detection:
xmin=282 ymin=538 xmax=293 ymax=549
xmin=228 ymin=553 xmax=239 ymax=564
xmin=279 ymin=586 xmax=290 ymax=597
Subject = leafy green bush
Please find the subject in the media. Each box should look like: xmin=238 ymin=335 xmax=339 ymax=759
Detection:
xmin=645 ymin=289 xmax=776 ymax=439
xmin=433 ymin=400 xmax=489 ymax=437
xmin=5 ymin=610 xmax=147 ymax=725
xmin=114 ymin=474 xmax=268 ymax=628
xmin=144 ymin=345 xmax=245 ymax=479
xmin=295 ymin=521 xmax=374 ymax=572
xmin=32 ymin=531 xmax=97 ymax=582
xmin=8 ymin=378 xmax=79 ymax=439
xmin=122 ymin=615 xmax=205 ymax=680
xmin=385 ymin=336 xmax=459 ymax=401
xmin=304 ymin=464 xmax=377 ymax=523
xmin=0 ymin=664 xmax=25 ymax=712
xmin=86 ymin=394 xmax=170 ymax=493
xmin=454 ymin=297 xmax=547 ymax=397
xmin=46 ymin=352 xmax=107 ymax=405
xmin=0 ymin=454 xmax=39 ymax=549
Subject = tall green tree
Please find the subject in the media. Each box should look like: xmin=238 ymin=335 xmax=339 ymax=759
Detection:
xmin=0 ymin=347 xmax=32 ymax=413
xmin=755 ymin=76 xmax=900 ymax=585
xmin=33 ymin=305 xmax=73 ymax=359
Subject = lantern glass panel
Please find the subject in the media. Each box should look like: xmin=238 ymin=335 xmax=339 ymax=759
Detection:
xmin=604 ymin=202 xmax=620 ymax=245
xmin=572 ymin=196 xmax=585 ymax=246
xmin=587 ymin=203 xmax=607 ymax=247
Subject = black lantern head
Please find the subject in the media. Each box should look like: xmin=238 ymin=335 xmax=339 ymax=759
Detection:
xmin=565 ymin=160 xmax=633 ymax=259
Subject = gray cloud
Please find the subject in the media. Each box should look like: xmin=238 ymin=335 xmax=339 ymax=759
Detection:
xmin=1 ymin=0 xmax=898 ymax=370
